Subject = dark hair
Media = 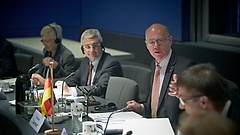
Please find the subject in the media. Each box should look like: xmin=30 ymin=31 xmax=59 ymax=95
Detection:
xmin=176 ymin=63 xmax=229 ymax=109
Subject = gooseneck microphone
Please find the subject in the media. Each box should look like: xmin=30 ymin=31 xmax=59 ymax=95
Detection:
xmin=28 ymin=63 xmax=40 ymax=78
xmin=103 ymin=107 xmax=129 ymax=135
xmin=60 ymin=72 xmax=75 ymax=107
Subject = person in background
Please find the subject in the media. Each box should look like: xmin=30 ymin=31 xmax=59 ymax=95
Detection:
xmin=33 ymin=22 xmax=76 ymax=78
xmin=32 ymin=29 xmax=123 ymax=98
xmin=0 ymin=37 xmax=17 ymax=79
xmin=170 ymin=63 xmax=240 ymax=134
xmin=125 ymin=23 xmax=195 ymax=132
xmin=178 ymin=111 xmax=236 ymax=135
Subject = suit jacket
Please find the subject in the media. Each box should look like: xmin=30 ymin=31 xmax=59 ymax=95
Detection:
xmin=144 ymin=51 xmax=195 ymax=132
xmin=0 ymin=37 xmax=17 ymax=79
xmin=37 ymin=43 xmax=76 ymax=78
xmin=66 ymin=52 xmax=123 ymax=98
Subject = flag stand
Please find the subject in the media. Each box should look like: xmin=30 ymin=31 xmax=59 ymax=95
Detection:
xmin=44 ymin=62 xmax=62 ymax=135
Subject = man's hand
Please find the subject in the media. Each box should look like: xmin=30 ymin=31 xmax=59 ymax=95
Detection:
xmin=55 ymin=81 xmax=71 ymax=96
xmin=31 ymin=73 xmax=45 ymax=86
xmin=168 ymin=74 xmax=179 ymax=97
xmin=43 ymin=57 xmax=58 ymax=68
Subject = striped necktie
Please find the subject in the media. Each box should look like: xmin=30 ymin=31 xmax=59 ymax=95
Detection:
xmin=87 ymin=63 xmax=93 ymax=86
xmin=151 ymin=64 xmax=161 ymax=118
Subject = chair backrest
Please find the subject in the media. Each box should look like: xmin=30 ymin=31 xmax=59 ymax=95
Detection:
xmin=75 ymin=57 xmax=83 ymax=70
xmin=225 ymin=79 xmax=239 ymax=106
xmin=105 ymin=76 xmax=139 ymax=107
xmin=121 ymin=64 xmax=151 ymax=103
xmin=14 ymin=53 xmax=33 ymax=75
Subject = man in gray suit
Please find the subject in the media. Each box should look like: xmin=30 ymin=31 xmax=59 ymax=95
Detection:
xmin=126 ymin=23 xmax=195 ymax=132
xmin=64 ymin=29 xmax=123 ymax=97
xmin=32 ymin=29 xmax=123 ymax=98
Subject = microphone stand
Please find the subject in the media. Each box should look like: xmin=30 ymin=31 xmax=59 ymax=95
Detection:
xmin=75 ymin=85 xmax=94 ymax=121
xmin=60 ymin=72 xmax=75 ymax=111
xmin=103 ymin=107 xmax=129 ymax=134
xmin=28 ymin=63 xmax=40 ymax=78
xmin=83 ymin=86 xmax=94 ymax=121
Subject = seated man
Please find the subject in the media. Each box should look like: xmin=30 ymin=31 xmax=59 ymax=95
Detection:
xmin=34 ymin=22 xmax=76 ymax=78
xmin=0 ymin=37 xmax=17 ymax=79
xmin=32 ymin=29 xmax=123 ymax=98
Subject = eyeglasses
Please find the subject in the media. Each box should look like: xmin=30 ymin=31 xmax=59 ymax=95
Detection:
xmin=83 ymin=43 xmax=101 ymax=49
xmin=145 ymin=36 xmax=169 ymax=47
xmin=177 ymin=95 xmax=204 ymax=105
xmin=40 ymin=39 xmax=52 ymax=44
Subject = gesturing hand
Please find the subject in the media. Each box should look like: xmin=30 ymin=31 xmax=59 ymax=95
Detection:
xmin=168 ymin=74 xmax=179 ymax=97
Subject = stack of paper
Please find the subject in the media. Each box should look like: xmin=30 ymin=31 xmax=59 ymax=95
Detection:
xmin=122 ymin=118 xmax=175 ymax=135
xmin=89 ymin=111 xmax=143 ymax=134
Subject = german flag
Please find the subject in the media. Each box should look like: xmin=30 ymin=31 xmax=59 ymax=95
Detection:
xmin=41 ymin=69 xmax=53 ymax=117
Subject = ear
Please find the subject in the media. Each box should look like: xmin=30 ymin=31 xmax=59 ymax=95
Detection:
xmin=200 ymin=96 xmax=210 ymax=109
xmin=168 ymin=35 xmax=173 ymax=42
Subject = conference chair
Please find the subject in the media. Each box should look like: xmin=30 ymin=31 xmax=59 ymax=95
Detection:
xmin=225 ymin=79 xmax=240 ymax=106
xmin=105 ymin=76 xmax=139 ymax=107
xmin=74 ymin=57 xmax=83 ymax=70
xmin=14 ymin=53 xmax=33 ymax=76
xmin=121 ymin=64 xmax=151 ymax=103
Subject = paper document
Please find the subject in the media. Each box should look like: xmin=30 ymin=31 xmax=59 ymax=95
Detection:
xmin=89 ymin=111 xmax=143 ymax=134
xmin=122 ymin=118 xmax=175 ymax=135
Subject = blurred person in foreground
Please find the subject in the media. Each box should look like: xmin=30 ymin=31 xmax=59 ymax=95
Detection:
xmin=169 ymin=63 xmax=240 ymax=134
xmin=125 ymin=23 xmax=195 ymax=132
xmin=178 ymin=111 xmax=236 ymax=135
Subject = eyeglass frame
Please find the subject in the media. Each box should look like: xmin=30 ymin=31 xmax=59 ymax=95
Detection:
xmin=82 ymin=43 xmax=101 ymax=50
xmin=40 ymin=39 xmax=53 ymax=44
xmin=145 ymin=35 xmax=170 ymax=47
xmin=177 ymin=94 xmax=204 ymax=105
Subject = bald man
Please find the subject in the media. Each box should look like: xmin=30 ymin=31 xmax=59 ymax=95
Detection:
xmin=126 ymin=23 xmax=195 ymax=132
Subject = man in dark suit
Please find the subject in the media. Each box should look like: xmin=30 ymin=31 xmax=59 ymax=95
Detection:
xmin=0 ymin=37 xmax=17 ymax=79
xmin=126 ymin=23 xmax=195 ymax=132
xmin=173 ymin=63 xmax=240 ymax=134
xmin=32 ymin=29 xmax=123 ymax=98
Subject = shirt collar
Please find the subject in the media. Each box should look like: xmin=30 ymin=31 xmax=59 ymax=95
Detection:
xmin=89 ymin=52 xmax=103 ymax=69
xmin=156 ymin=49 xmax=172 ymax=66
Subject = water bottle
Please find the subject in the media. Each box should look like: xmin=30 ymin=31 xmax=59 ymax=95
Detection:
xmin=15 ymin=74 xmax=30 ymax=114
xmin=71 ymin=102 xmax=84 ymax=135
xmin=71 ymin=112 xmax=83 ymax=135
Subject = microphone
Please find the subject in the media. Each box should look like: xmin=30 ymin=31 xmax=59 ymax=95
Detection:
xmin=113 ymin=107 xmax=128 ymax=113
xmin=103 ymin=107 xmax=129 ymax=134
xmin=29 ymin=64 xmax=40 ymax=71
xmin=28 ymin=64 xmax=40 ymax=78
xmin=75 ymin=85 xmax=97 ymax=96
xmin=60 ymin=72 xmax=75 ymax=107
xmin=126 ymin=130 xmax=133 ymax=135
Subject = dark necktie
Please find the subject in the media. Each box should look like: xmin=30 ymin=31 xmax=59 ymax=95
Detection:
xmin=87 ymin=63 xmax=93 ymax=86
xmin=151 ymin=64 xmax=161 ymax=118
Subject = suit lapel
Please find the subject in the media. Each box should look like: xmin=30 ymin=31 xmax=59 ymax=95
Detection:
xmin=158 ymin=52 xmax=177 ymax=108
xmin=92 ymin=52 xmax=107 ymax=84
xmin=82 ymin=59 xmax=90 ymax=85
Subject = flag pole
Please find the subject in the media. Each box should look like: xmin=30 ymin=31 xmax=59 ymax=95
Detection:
xmin=44 ymin=62 xmax=62 ymax=135
xmin=49 ymin=62 xmax=55 ymax=131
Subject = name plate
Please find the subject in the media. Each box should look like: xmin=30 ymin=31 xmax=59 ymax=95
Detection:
xmin=29 ymin=109 xmax=45 ymax=132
